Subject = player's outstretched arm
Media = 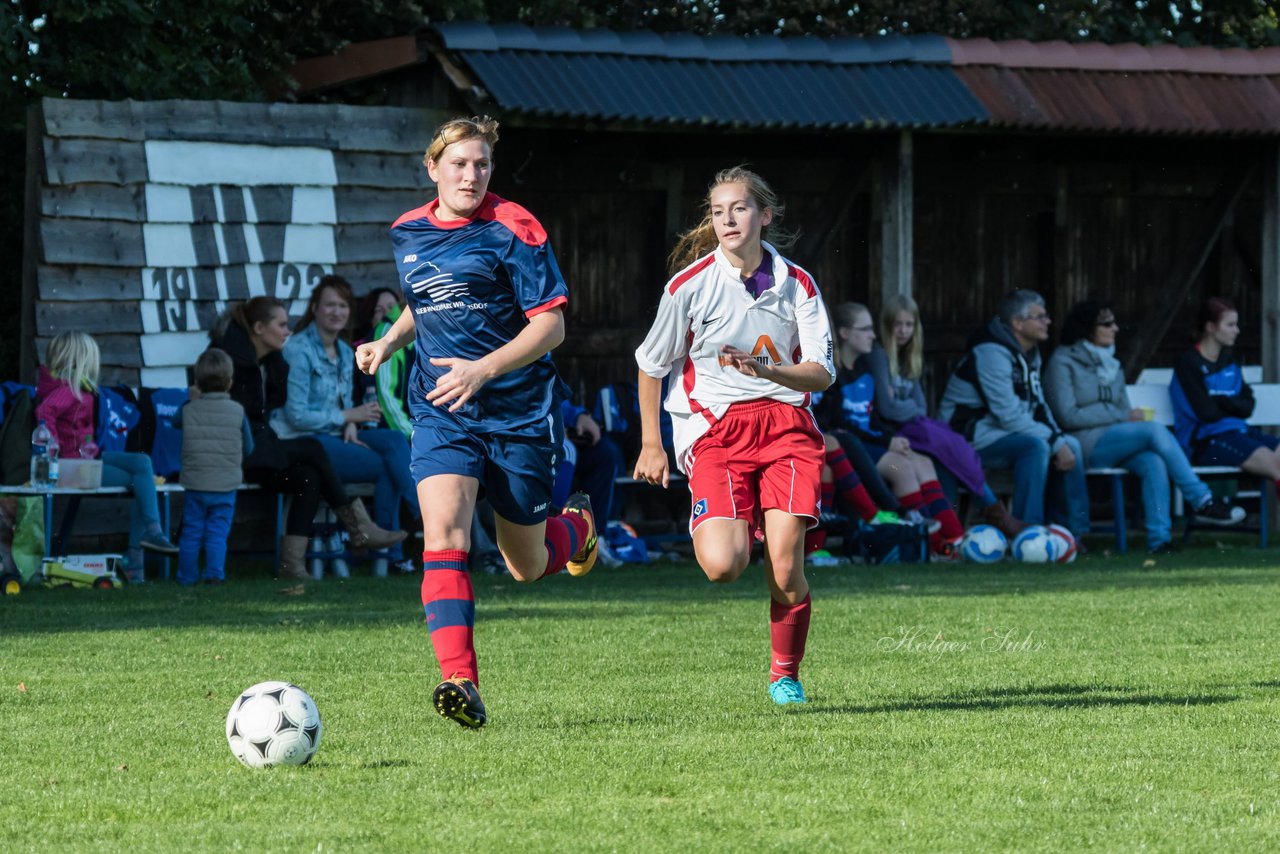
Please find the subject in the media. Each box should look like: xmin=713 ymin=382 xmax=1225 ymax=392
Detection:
xmin=718 ymin=345 xmax=833 ymax=392
xmin=356 ymin=308 xmax=416 ymax=375
xmin=632 ymin=370 xmax=670 ymax=488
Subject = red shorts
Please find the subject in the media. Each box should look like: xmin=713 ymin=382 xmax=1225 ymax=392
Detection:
xmin=686 ymin=399 xmax=823 ymax=533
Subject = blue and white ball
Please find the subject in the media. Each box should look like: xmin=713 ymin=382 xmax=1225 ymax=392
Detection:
xmin=1011 ymin=525 xmax=1060 ymax=563
xmin=960 ymin=524 xmax=1008 ymax=563
xmin=1046 ymin=524 xmax=1077 ymax=564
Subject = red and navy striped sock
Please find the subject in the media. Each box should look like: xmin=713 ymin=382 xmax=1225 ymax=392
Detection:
xmin=421 ymin=550 xmax=477 ymax=685
xmin=898 ymin=489 xmax=925 ymax=514
xmin=541 ymin=512 xmax=590 ymax=579
xmin=769 ymin=594 xmax=811 ymax=682
xmin=921 ymin=480 xmax=964 ymax=541
xmin=821 ymin=478 xmax=836 ymax=516
xmin=824 ymin=447 xmax=879 ymax=522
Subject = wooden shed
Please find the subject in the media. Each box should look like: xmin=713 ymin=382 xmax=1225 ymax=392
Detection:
xmin=23 ymin=24 xmax=1280 ymax=407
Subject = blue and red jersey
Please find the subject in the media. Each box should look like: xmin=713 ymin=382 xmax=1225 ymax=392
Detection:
xmin=390 ymin=192 xmax=570 ymax=440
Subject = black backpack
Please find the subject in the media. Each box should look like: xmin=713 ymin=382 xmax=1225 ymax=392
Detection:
xmin=851 ymin=522 xmax=930 ymax=565
xmin=0 ymin=387 xmax=36 ymax=485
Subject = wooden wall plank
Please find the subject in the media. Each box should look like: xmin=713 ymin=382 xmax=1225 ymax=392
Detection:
xmin=36 ymin=334 xmax=141 ymax=367
xmin=42 ymin=98 xmax=444 ymax=153
xmin=42 ymin=184 xmax=146 ymax=220
xmin=38 ymin=301 xmax=142 ymax=335
xmin=43 ymin=138 xmax=147 ymax=186
xmin=38 ymin=261 xmax=400 ymax=302
xmin=335 ymin=151 xmax=433 ymax=189
xmin=40 ymin=219 xmax=146 ymax=266
xmin=42 ymin=183 xmax=427 ymax=225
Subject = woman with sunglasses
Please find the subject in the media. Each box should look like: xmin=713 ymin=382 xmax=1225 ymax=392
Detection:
xmin=1044 ymin=298 xmax=1243 ymax=555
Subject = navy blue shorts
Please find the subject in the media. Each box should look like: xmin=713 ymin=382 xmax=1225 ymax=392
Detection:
xmin=409 ymin=413 xmax=562 ymax=526
xmin=1193 ymin=428 xmax=1280 ymax=467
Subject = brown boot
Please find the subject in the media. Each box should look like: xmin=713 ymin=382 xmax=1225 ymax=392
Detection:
xmin=278 ymin=534 xmax=310 ymax=580
xmin=335 ymin=500 xmax=407 ymax=550
xmin=981 ymin=501 xmax=1028 ymax=539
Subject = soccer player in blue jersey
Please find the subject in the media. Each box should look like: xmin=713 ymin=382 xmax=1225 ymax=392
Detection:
xmin=356 ymin=116 xmax=598 ymax=729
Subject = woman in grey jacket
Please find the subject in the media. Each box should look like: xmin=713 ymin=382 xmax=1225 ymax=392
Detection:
xmin=1044 ymin=299 xmax=1243 ymax=554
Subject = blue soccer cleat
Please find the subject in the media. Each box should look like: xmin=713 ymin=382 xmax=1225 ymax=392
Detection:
xmin=769 ymin=676 xmax=807 ymax=705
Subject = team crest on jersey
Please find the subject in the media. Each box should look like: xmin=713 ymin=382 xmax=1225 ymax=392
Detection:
xmin=750 ymin=335 xmax=781 ymax=365
xmin=692 ymin=498 xmax=708 ymax=519
xmin=405 ymin=259 xmax=472 ymax=303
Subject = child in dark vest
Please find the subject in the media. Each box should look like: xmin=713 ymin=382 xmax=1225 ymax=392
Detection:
xmin=174 ymin=349 xmax=253 ymax=585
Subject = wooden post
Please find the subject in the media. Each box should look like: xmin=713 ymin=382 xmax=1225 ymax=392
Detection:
xmin=1263 ymin=143 xmax=1280 ymax=383
xmin=880 ymin=130 xmax=913 ymax=306
xmin=21 ymin=103 xmax=43 ymax=385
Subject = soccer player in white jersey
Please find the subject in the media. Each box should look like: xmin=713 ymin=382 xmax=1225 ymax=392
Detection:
xmin=633 ymin=167 xmax=835 ymax=706
xmin=357 ymin=117 xmax=598 ymax=729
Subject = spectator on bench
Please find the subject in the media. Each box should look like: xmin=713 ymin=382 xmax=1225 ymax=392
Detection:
xmin=872 ymin=293 xmax=1026 ymax=539
xmin=173 ymin=348 xmax=254 ymax=585
xmin=35 ymin=331 xmax=179 ymax=583
xmin=1172 ymin=296 xmax=1280 ymax=498
xmin=815 ymin=302 xmax=969 ymax=558
xmin=271 ymin=276 xmax=420 ymax=574
xmin=210 ymin=296 xmax=405 ymax=581
xmin=938 ymin=289 xmax=1089 ymax=540
xmin=1046 ymin=299 xmax=1244 ymax=556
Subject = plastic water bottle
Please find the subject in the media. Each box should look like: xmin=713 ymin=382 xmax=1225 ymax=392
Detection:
xmin=30 ymin=420 xmax=51 ymax=487
xmin=309 ymin=535 xmax=326 ymax=580
xmin=46 ymin=431 xmax=60 ymax=488
xmin=79 ymin=434 xmax=99 ymax=460
xmin=362 ymin=387 xmax=379 ymax=429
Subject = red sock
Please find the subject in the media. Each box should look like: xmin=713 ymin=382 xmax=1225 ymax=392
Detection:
xmin=824 ymin=448 xmax=878 ymax=522
xmin=804 ymin=529 xmax=827 ymax=555
xmin=921 ymin=480 xmax=964 ymax=541
xmin=769 ymin=594 xmax=811 ymax=681
xmin=898 ymin=490 xmax=925 ymax=514
xmin=421 ymin=550 xmax=477 ymax=685
xmin=821 ymin=478 xmax=835 ymax=516
xmin=541 ymin=512 xmax=590 ymax=578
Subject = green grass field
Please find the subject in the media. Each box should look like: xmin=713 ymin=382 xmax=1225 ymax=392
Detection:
xmin=4 ymin=542 xmax=1280 ymax=852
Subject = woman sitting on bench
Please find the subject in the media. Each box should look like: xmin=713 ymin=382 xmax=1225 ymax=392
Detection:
xmin=1171 ymin=296 xmax=1280 ymax=510
xmin=210 ymin=296 xmax=405 ymax=580
xmin=35 ymin=331 xmax=178 ymax=583
xmin=1046 ymin=298 xmax=1244 ymax=556
xmin=271 ymin=276 xmax=420 ymax=575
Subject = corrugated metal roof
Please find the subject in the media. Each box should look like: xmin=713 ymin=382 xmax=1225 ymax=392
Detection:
xmin=418 ymin=24 xmax=1280 ymax=135
xmin=433 ymin=24 xmax=985 ymax=130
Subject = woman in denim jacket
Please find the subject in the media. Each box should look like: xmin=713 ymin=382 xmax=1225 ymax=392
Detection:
xmin=273 ymin=275 xmax=420 ymax=573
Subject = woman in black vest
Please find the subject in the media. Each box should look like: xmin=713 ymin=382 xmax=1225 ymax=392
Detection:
xmin=209 ymin=296 xmax=405 ymax=580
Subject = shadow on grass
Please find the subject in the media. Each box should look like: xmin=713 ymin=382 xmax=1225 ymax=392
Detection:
xmin=799 ymin=681 xmax=1240 ymax=715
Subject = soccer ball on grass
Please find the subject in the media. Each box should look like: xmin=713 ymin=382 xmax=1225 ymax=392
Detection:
xmin=1046 ymin=524 xmax=1077 ymax=563
xmin=960 ymin=525 xmax=1007 ymax=563
xmin=226 ymin=681 xmax=322 ymax=768
xmin=1011 ymin=525 xmax=1059 ymax=563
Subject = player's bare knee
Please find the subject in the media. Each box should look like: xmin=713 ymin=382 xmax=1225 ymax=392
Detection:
xmin=700 ymin=551 xmax=749 ymax=583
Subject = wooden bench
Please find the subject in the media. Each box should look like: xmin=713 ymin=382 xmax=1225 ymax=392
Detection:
xmin=1087 ymin=383 xmax=1280 ymax=551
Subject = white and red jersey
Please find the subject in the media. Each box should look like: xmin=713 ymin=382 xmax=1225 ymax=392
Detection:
xmin=635 ymin=242 xmax=835 ymax=473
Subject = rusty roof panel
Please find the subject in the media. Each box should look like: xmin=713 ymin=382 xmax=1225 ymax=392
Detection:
xmin=955 ymin=66 xmax=1280 ymax=135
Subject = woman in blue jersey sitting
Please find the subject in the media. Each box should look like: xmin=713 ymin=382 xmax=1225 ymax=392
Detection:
xmin=1172 ymin=296 xmax=1280 ymax=482
xmin=272 ymin=275 xmax=420 ymax=575
xmin=356 ymin=116 xmax=598 ymax=731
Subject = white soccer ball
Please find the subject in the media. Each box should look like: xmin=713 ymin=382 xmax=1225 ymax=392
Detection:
xmin=1011 ymin=525 xmax=1060 ymax=564
xmin=226 ymin=681 xmax=323 ymax=768
xmin=960 ymin=524 xmax=1007 ymax=563
xmin=1046 ymin=524 xmax=1077 ymax=564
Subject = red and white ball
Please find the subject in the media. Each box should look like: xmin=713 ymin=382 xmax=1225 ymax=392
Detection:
xmin=1046 ymin=524 xmax=1077 ymax=564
